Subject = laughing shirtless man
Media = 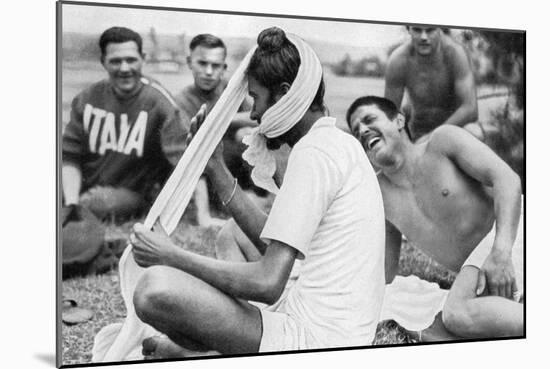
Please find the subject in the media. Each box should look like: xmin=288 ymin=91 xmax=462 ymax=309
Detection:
xmin=347 ymin=96 xmax=524 ymax=340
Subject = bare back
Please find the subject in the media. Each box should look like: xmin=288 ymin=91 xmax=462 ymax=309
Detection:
xmin=380 ymin=133 xmax=495 ymax=272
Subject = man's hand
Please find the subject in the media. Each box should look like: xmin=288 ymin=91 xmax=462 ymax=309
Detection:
xmin=62 ymin=163 xmax=83 ymax=206
xmin=185 ymin=104 xmax=206 ymax=147
xmin=186 ymin=104 xmax=225 ymax=174
xmin=476 ymin=247 xmax=517 ymax=300
xmin=130 ymin=222 xmax=177 ymax=268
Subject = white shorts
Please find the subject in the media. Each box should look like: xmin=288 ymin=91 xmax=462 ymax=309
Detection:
xmin=250 ymin=262 xmax=319 ymax=352
xmin=258 ymin=309 xmax=312 ymax=352
xmin=462 ymin=199 xmax=524 ymax=297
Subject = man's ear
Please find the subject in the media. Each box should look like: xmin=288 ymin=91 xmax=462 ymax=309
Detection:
xmin=396 ymin=113 xmax=406 ymax=130
xmin=274 ymin=82 xmax=291 ymax=101
xmin=186 ymin=56 xmax=192 ymax=68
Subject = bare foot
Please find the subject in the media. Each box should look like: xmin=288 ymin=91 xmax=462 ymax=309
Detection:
xmin=142 ymin=335 xmax=218 ymax=359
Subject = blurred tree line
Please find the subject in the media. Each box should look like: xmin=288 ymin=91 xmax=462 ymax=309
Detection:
xmin=331 ymin=54 xmax=385 ymax=78
xmin=461 ymin=30 xmax=524 ymax=109
xmin=467 ymin=30 xmax=525 ymax=191
xmin=62 ymin=33 xmax=99 ymax=61
xmin=62 ymin=29 xmax=187 ymax=73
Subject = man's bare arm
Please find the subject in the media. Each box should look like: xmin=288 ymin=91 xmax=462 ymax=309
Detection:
xmin=206 ymin=157 xmax=270 ymax=254
xmin=188 ymin=104 xmax=269 ymax=254
xmin=384 ymin=48 xmax=407 ymax=109
xmin=132 ymin=224 xmax=297 ymax=305
xmin=435 ymin=126 xmax=522 ymax=298
xmin=62 ymin=162 xmax=82 ymax=205
xmin=437 ymin=126 xmax=521 ymax=247
xmin=442 ymin=45 xmax=478 ymax=127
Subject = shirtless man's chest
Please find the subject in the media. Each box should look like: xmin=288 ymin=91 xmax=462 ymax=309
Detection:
xmin=381 ymin=145 xmax=494 ymax=271
xmin=405 ymin=55 xmax=456 ymax=135
xmin=406 ymin=54 xmax=455 ymax=108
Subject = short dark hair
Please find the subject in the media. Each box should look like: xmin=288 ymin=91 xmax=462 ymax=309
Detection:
xmin=189 ymin=34 xmax=227 ymax=56
xmin=346 ymin=96 xmax=411 ymax=138
xmin=405 ymin=25 xmax=449 ymax=34
xmin=99 ymin=27 xmax=143 ymax=58
xmin=246 ymin=27 xmax=325 ymax=112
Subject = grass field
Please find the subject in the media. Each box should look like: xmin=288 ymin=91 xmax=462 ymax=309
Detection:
xmin=60 ymin=63 xmax=509 ymax=365
xmin=61 ymin=213 xmax=457 ymax=365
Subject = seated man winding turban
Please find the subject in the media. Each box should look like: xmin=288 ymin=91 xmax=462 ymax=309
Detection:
xmin=128 ymin=27 xmax=386 ymax=357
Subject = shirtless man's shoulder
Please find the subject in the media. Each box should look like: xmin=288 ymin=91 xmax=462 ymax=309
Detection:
xmin=390 ymin=41 xmax=413 ymax=60
xmin=424 ymin=125 xmax=464 ymax=155
xmin=440 ymin=35 xmax=472 ymax=74
xmin=386 ymin=42 xmax=412 ymax=77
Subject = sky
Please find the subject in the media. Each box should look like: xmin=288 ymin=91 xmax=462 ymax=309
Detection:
xmin=61 ymin=3 xmax=408 ymax=48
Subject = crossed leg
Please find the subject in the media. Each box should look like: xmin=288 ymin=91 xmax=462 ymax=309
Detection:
xmin=133 ymin=219 xmax=264 ymax=358
xmin=133 ymin=265 xmax=263 ymax=357
xmin=442 ymin=266 xmax=523 ymax=338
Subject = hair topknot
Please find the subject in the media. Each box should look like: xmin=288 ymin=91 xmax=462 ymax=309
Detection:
xmin=247 ymin=27 xmax=325 ymax=112
xmin=257 ymin=27 xmax=287 ymax=52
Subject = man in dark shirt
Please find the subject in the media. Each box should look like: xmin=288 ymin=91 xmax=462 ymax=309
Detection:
xmin=175 ymin=34 xmax=259 ymax=227
xmin=62 ymin=27 xmax=188 ymax=219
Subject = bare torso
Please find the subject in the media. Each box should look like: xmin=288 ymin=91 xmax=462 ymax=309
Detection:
xmin=403 ymin=40 xmax=461 ymax=138
xmin=380 ymin=138 xmax=495 ymax=272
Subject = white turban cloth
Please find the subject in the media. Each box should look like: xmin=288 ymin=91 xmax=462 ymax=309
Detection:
xmin=242 ymin=33 xmax=323 ymax=194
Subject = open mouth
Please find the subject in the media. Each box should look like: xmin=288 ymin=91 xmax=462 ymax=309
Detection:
xmin=368 ymin=136 xmax=382 ymax=150
xmin=361 ymin=132 xmax=382 ymax=151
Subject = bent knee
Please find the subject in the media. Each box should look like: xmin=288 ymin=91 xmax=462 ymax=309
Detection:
xmin=442 ymin=297 xmax=482 ymax=337
xmin=133 ymin=266 xmax=178 ymax=323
